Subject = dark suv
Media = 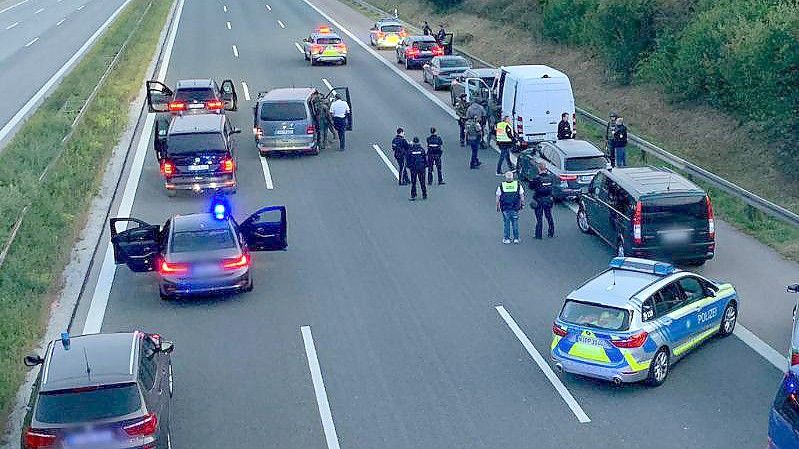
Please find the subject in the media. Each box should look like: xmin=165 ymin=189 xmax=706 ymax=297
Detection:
xmin=22 ymin=332 xmax=174 ymax=449
xmin=154 ymin=114 xmax=241 ymax=196
xmin=576 ymin=167 xmax=715 ymax=265
xmin=146 ymin=78 xmax=238 ymax=114
xmin=396 ymin=35 xmax=442 ymax=69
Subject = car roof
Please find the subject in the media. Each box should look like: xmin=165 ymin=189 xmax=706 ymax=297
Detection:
xmin=312 ymin=32 xmax=341 ymax=40
xmin=568 ymin=269 xmax=662 ymax=310
xmin=501 ymin=65 xmax=568 ymax=80
xmin=377 ymin=17 xmax=401 ymax=24
xmin=409 ymin=35 xmax=437 ymax=41
xmin=169 ymin=114 xmax=225 ymax=135
xmin=434 ymin=55 xmax=468 ymax=63
xmin=465 ymin=68 xmax=498 ymax=78
xmin=40 ymin=333 xmax=139 ymax=392
xmin=259 ymin=88 xmax=315 ymax=102
xmin=604 ymin=167 xmax=705 ymax=198
xmin=172 ymin=213 xmax=233 ymax=233
xmin=175 ymin=79 xmax=214 ymax=89
xmin=549 ymin=139 xmax=604 ymax=157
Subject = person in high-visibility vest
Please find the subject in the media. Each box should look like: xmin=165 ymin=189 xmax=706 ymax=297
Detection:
xmin=496 ymin=171 xmax=525 ymax=244
xmin=496 ymin=116 xmax=516 ymax=176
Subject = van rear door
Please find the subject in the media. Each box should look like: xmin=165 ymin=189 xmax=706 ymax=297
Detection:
xmin=521 ymin=82 xmax=574 ymax=142
xmin=642 ymin=194 xmax=712 ymax=247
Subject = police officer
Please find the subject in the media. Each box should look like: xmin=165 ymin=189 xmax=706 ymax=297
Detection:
xmin=466 ymin=117 xmax=482 ymax=169
xmin=529 ymin=162 xmax=555 ymax=239
xmin=406 ymin=137 xmax=427 ymax=200
xmin=330 ymin=94 xmax=350 ymax=150
xmin=557 ymin=113 xmax=573 ymax=140
xmin=605 ymin=111 xmax=619 ymax=166
xmin=496 ymin=171 xmax=525 ymax=244
xmin=611 ymin=117 xmax=628 ymax=167
xmin=467 ymin=100 xmax=487 ymax=148
xmin=422 ymin=21 xmax=432 ymax=36
xmin=314 ymin=96 xmax=335 ymax=149
xmin=455 ymin=94 xmax=469 ymax=147
xmin=426 ymin=127 xmax=445 ymax=185
xmin=436 ymin=24 xmax=447 ymax=46
xmin=495 ymin=116 xmax=515 ymax=176
xmin=392 ymin=128 xmax=411 ymax=185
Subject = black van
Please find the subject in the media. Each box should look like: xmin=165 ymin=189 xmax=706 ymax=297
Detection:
xmin=576 ymin=167 xmax=715 ymax=265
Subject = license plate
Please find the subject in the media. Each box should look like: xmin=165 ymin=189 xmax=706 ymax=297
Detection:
xmin=194 ymin=264 xmax=218 ymax=276
xmin=65 ymin=430 xmax=114 ymax=447
xmin=188 ymin=164 xmax=209 ymax=171
xmin=188 ymin=103 xmax=204 ymax=109
xmin=579 ymin=175 xmax=593 ymax=183
xmin=662 ymin=230 xmax=690 ymax=243
xmin=577 ymin=336 xmax=603 ymax=346
xmin=275 ymin=129 xmax=293 ymax=135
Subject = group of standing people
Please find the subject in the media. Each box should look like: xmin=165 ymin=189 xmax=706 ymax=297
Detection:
xmin=496 ymin=166 xmax=555 ymax=244
xmin=455 ymin=93 xmax=489 ymax=169
xmin=607 ymin=116 xmax=628 ymax=167
xmin=392 ymin=127 xmax=446 ymax=201
xmin=422 ymin=21 xmax=447 ymax=46
xmin=313 ymin=94 xmax=351 ymax=151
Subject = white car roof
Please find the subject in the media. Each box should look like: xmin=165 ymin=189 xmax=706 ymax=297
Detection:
xmin=501 ymin=65 xmax=569 ymax=80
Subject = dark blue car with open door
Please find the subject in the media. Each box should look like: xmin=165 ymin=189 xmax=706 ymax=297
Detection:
xmin=769 ymin=284 xmax=799 ymax=448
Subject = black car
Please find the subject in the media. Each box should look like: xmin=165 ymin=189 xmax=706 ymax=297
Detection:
xmin=154 ymin=114 xmax=241 ymax=196
xmin=422 ymin=56 xmax=472 ymax=90
xmin=146 ymin=78 xmax=238 ymax=114
xmin=517 ymin=139 xmax=609 ymax=200
xmin=395 ymin=35 xmax=442 ymax=69
xmin=110 ymin=204 xmax=287 ymax=300
xmin=22 ymin=332 xmax=174 ymax=449
xmin=576 ymin=167 xmax=715 ymax=265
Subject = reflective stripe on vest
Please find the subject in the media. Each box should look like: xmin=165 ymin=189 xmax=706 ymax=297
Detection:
xmin=496 ymin=122 xmax=512 ymax=143
xmin=501 ymin=180 xmax=518 ymax=192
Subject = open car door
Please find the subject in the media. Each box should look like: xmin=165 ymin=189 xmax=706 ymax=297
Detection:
xmin=466 ymin=78 xmax=490 ymax=105
xmin=326 ymin=87 xmax=352 ymax=130
xmin=146 ymin=80 xmax=173 ymax=113
xmin=154 ymin=115 xmax=169 ymax=160
xmin=441 ymin=33 xmax=454 ymax=55
xmin=110 ymin=218 xmax=161 ymax=272
xmin=239 ymin=206 xmax=287 ymax=251
xmin=220 ymin=79 xmax=238 ymax=111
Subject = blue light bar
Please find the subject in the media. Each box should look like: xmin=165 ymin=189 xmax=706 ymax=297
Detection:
xmin=608 ymin=257 xmax=675 ymax=276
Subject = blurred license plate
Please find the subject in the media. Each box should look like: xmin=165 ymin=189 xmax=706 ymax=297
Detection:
xmin=662 ymin=230 xmax=689 ymax=242
xmin=188 ymin=103 xmax=204 ymax=109
xmin=275 ymin=129 xmax=293 ymax=135
xmin=65 ymin=430 xmax=114 ymax=447
xmin=188 ymin=164 xmax=209 ymax=171
xmin=194 ymin=264 xmax=218 ymax=276
xmin=579 ymin=175 xmax=593 ymax=183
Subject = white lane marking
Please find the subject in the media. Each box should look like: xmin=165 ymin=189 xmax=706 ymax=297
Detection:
xmin=372 ymin=144 xmax=398 ymax=180
xmin=5 ymin=21 xmax=18 ymax=29
xmin=259 ymin=157 xmax=274 ymax=190
xmin=223 ymin=4 xmax=227 ymax=12
xmin=76 ymin=4 xmax=85 ymax=10
xmin=0 ymin=0 xmax=29 ymax=15
xmin=301 ymin=326 xmax=342 ymax=449
xmin=24 ymin=36 xmax=38 ymax=46
xmin=735 ymin=325 xmax=787 ymax=370
xmin=321 ymin=78 xmax=333 ymax=91
xmin=266 ymin=4 xmax=271 ymax=11
xmin=82 ymin=0 xmax=186 ymax=334
xmin=226 ymin=21 xmax=231 ymax=30
xmin=495 ymin=305 xmax=591 ymax=423
xmin=56 ymin=18 xmax=65 ymax=26
xmin=277 ymin=19 xmax=285 ymax=28
xmin=294 ymin=42 xmax=303 ymax=53
xmin=231 ymin=44 xmax=238 ymax=57
xmin=57 ymin=0 xmax=63 ymax=3
xmin=241 ymin=81 xmax=250 ymax=101
xmin=34 ymin=7 xmax=43 ymax=14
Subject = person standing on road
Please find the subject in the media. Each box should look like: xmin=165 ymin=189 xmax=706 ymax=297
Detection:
xmin=436 ymin=24 xmax=447 ymax=46
xmin=330 ymin=94 xmax=350 ymax=150
xmin=422 ymin=21 xmax=432 ymax=36
xmin=392 ymin=128 xmax=411 ymax=185
xmin=611 ymin=117 xmax=628 ymax=167
xmin=455 ymin=94 xmax=469 ymax=147
xmin=426 ymin=127 xmax=445 ymax=185
xmin=495 ymin=116 xmax=516 ymax=176
xmin=407 ymin=137 xmax=428 ymax=200
xmin=467 ymin=100 xmax=487 ymax=148
xmin=557 ymin=113 xmax=573 ymax=140
xmin=529 ymin=163 xmax=555 ymax=239
xmin=496 ymin=171 xmax=524 ymax=244
xmin=314 ymin=96 xmax=335 ymax=149
xmin=466 ymin=117 xmax=482 ymax=169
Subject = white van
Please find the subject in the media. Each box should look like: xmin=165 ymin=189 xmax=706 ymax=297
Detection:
xmin=489 ymin=65 xmax=575 ymax=146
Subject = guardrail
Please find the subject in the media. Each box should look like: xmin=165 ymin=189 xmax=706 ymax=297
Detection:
xmin=345 ymin=0 xmax=799 ymax=228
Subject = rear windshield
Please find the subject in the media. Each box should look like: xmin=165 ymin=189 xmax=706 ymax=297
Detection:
xmin=564 ymin=156 xmax=607 ymax=171
xmin=380 ymin=25 xmax=402 ymax=32
xmin=171 ymin=228 xmax=236 ymax=253
xmin=560 ymin=300 xmax=630 ymax=331
xmin=260 ymin=102 xmax=307 ymax=122
xmin=316 ymin=37 xmax=341 ymax=44
xmin=174 ymin=87 xmax=214 ymax=102
xmin=414 ymin=41 xmax=436 ymax=50
xmin=440 ymin=57 xmax=468 ymax=68
xmin=167 ymin=132 xmax=226 ymax=155
xmin=35 ymin=384 xmax=141 ymax=423
xmin=643 ymin=195 xmax=708 ymax=226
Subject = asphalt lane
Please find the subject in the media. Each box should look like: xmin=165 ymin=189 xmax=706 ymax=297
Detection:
xmin=87 ymin=0 xmax=782 ymax=448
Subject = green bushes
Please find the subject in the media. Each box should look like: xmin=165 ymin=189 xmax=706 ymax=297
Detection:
xmin=424 ymin=0 xmax=462 ymax=10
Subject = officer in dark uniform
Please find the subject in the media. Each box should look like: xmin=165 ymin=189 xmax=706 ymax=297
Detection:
xmin=557 ymin=113 xmax=573 ymax=140
xmin=391 ymin=128 xmax=411 ymax=185
xmin=529 ymin=162 xmax=555 ymax=239
xmin=426 ymin=127 xmax=444 ymax=185
xmin=406 ymin=137 xmax=428 ymax=200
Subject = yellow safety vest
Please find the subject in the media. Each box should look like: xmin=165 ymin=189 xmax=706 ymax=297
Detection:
xmin=496 ymin=121 xmax=512 ymax=143
xmin=501 ymin=180 xmax=518 ymax=192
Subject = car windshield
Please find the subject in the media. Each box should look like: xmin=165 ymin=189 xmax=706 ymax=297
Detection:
xmin=643 ymin=195 xmax=708 ymax=226
xmin=440 ymin=57 xmax=468 ymax=68
xmin=174 ymin=87 xmax=214 ymax=103
xmin=167 ymin=133 xmax=226 ymax=155
xmin=564 ymin=156 xmax=607 ymax=171
xmin=316 ymin=37 xmax=341 ymax=44
xmin=380 ymin=25 xmax=402 ymax=32
xmin=35 ymin=384 xmax=141 ymax=424
xmin=260 ymin=102 xmax=307 ymax=121
xmin=560 ymin=300 xmax=630 ymax=331
xmin=171 ymin=228 xmax=236 ymax=253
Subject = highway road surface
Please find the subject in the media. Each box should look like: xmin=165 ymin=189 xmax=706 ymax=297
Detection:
xmin=65 ymin=0 xmax=798 ymax=448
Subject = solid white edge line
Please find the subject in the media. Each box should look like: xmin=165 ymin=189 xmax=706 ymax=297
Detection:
xmin=259 ymin=157 xmax=274 ymax=190
xmin=241 ymin=81 xmax=250 ymax=101
xmin=495 ymin=305 xmax=591 ymax=423
xmin=301 ymin=326 xmax=342 ymax=449
xmin=266 ymin=4 xmax=271 ymax=11
xmin=734 ymin=325 xmax=787 ymax=370
xmin=226 ymin=21 xmax=231 ymax=30
xmin=277 ymin=19 xmax=285 ymax=28
xmin=372 ymin=144 xmax=398 ymax=180
xmin=0 ymin=0 xmax=134 ymax=144
xmin=294 ymin=41 xmax=303 ymax=54
xmin=0 ymin=0 xmax=29 ymax=15
xmin=24 ymin=36 xmax=38 ymax=47
xmin=232 ymin=44 xmax=238 ymax=57
xmin=321 ymin=78 xmax=333 ymax=91
xmin=6 ymin=21 xmax=18 ymax=29
xmin=82 ymin=0 xmax=186 ymax=335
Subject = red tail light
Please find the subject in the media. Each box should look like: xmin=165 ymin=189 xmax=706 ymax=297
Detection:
xmin=158 ymin=260 xmax=189 ymax=275
xmin=792 ymin=351 xmax=799 ymax=366
xmin=24 ymin=429 xmax=56 ymax=449
xmin=310 ymin=44 xmax=323 ymax=54
xmin=611 ymin=331 xmax=648 ymax=348
xmin=376 ymin=31 xmax=385 ymax=39
xmin=632 ymin=201 xmax=643 ymax=245
xmin=124 ymin=413 xmax=158 ymax=437
xmin=334 ymin=43 xmax=347 ymax=52
xmin=206 ymin=100 xmax=223 ymax=110
xmin=167 ymin=101 xmax=186 ymax=112
xmin=552 ymin=323 xmax=567 ymax=337
xmin=558 ymin=174 xmax=578 ymax=181
xmin=706 ymin=196 xmax=715 ymax=239
xmin=221 ymin=254 xmax=250 ymax=270
xmin=306 ymin=124 xmax=315 ymax=134
xmin=221 ymin=157 xmax=234 ymax=173
xmin=432 ymin=45 xmax=444 ymax=56
xmin=406 ymin=48 xmax=420 ymax=58
xmin=516 ymin=116 xmax=524 ymax=134
xmin=160 ymin=160 xmax=175 ymax=177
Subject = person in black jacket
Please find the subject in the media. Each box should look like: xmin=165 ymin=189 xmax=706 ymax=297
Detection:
xmin=436 ymin=25 xmax=447 ymax=46
xmin=422 ymin=21 xmax=432 ymax=36
xmin=611 ymin=117 xmax=628 ymax=167
xmin=407 ymin=137 xmax=428 ymax=200
xmin=529 ymin=163 xmax=555 ymax=239
xmin=557 ymin=113 xmax=573 ymax=140
xmin=391 ymin=128 xmax=411 ymax=185
xmin=426 ymin=127 xmax=445 ymax=185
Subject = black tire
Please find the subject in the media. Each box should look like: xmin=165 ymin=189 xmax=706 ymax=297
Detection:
xmin=304 ymin=51 xmax=309 ymax=61
xmin=646 ymin=347 xmax=670 ymax=386
xmin=684 ymin=259 xmax=707 ymax=267
xmin=342 ymin=58 xmax=347 ymax=65
xmin=451 ymin=92 xmax=455 ymax=106
xmin=405 ymin=60 xmax=411 ymax=70
xmin=577 ymin=205 xmax=593 ymax=234
xmin=159 ymin=288 xmax=174 ymax=301
xmin=719 ymin=302 xmax=737 ymax=337
xmin=242 ymin=277 xmax=254 ymax=292
xmin=433 ymin=78 xmax=439 ymax=90
xmin=396 ymin=52 xmax=401 ymax=63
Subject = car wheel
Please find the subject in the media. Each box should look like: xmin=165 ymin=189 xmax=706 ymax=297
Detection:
xmin=433 ymin=78 xmax=439 ymax=90
xmin=405 ymin=60 xmax=410 ymax=70
xmin=719 ymin=302 xmax=737 ymax=337
xmin=616 ymin=239 xmax=625 ymax=257
xmin=242 ymin=277 xmax=254 ymax=292
xmin=159 ymin=288 xmax=174 ymax=301
xmin=342 ymin=58 xmax=347 ymax=65
xmin=647 ymin=347 xmax=670 ymax=386
xmin=168 ymin=361 xmax=174 ymax=397
xmin=577 ymin=206 xmax=593 ymax=234
xmin=450 ymin=91 xmax=455 ymax=105
xmin=166 ymin=189 xmax=176 ymax=198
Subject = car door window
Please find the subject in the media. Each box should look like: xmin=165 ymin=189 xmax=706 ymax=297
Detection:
xmin=588 ymin=172 xmax=604 ymax=198
xmin=613 ymin=190 xmax=632 ymax=218
xmin=138 ymin=338 xmax=157 ymax=391
xmin=653 ymin=283 xmax=685 ymax=317
xmin=597 ymin=175 xmax=613 ymax=203
xmin=641 ymin=297 xmax=655 ymax=322
xmin=678 ymin=276 xmax=705 ymax=303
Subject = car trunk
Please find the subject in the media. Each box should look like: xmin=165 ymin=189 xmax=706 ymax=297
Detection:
xmin=169 ymin=152 xmax=228 ymax=177
xmin=257 ymin=102 xmax=314 ymax=149
xmin=641 ymin=194 xmax=712 ymax=246
xmin=520 ymin=84 xmax=573 ymax=142
xmin=562 ymin=156 xmax=607 ymax=189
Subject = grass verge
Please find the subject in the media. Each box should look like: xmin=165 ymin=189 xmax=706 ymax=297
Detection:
xmin=0 ymin=0 xmax=173 ymax=431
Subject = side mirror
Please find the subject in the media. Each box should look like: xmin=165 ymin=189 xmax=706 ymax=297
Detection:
xmin=704 ymin=288 xmax=717 ymax=298
xmin=160 ymin=341 xmax=175 ymax=354
xmin=231 ymin=128 xmax=242 ymax=135
xmin=24 ymin=354 xmax=44 ymax=367
xmin=788 ymin=284 xmax=799 ymax=293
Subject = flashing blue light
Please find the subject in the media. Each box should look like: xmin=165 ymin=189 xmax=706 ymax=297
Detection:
xmin=653 ymin=262 xmax=675 ymax=276
xmin=609 ymin=257 xmax=624 ymax=268
xmin=60 ymin=332 xmax=70 ymax=350
xmin=214 ymin=204 xmax=226 ymax=220
xmin=786 ymin=372 xmax=799 ymax=395
xmin=210 ymin=196 xmax=230 ymax=220
xmin=608 ymin=257 xmax=675 ymax=276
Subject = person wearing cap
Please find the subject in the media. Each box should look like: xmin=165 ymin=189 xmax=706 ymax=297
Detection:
xmin=391 ymin=128 xmax=411 ymax=185
xmin=611 ymin=116 xmax=628 ymax=167
xmin=455 ymin=94 xmax=469 ymax=147
xmin=496 ymin=171 xmax=524 ymax=244
xmin=436 ymin=24 xmax=447 ymax=46
xmin=406 ymin=137 xmax=428 ymax=200
xmin=426 ymin=127 xmax=445 ymax=185
xmin=329 ymin=94 xmax=350 ymax=150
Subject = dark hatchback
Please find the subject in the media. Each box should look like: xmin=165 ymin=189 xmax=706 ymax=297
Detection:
xmin=396 ymin=35 xmax=442 ymax=69
xmin=576 ymin=167 xmax=715 ymax=265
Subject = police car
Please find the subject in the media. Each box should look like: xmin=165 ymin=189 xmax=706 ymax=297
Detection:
xmin=551 ymin=257 xmax=739 ymax=386
xmin=302 ymin=26 xmax=347 ymax=65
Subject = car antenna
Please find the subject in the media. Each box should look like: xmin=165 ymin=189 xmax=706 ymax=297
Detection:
xmin=83 ymin=347 xmax=92 ymax=381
